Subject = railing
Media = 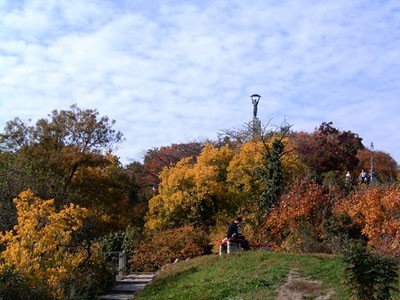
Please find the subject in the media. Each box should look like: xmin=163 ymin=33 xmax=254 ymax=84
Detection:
xmin=104 ymin=250 xmax=128 ymax=276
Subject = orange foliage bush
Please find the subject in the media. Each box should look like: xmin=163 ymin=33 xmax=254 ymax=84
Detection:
xmin=129 ymin=226 xmax=212 ymax=271
xmin=265 ymin=180 xmax=332 ymax=252
xmin=335 ymin=185 xmax=400 ymax=256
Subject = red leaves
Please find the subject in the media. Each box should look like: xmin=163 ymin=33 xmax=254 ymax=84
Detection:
xmin=266 ymin=179 xmax=330 ymax=237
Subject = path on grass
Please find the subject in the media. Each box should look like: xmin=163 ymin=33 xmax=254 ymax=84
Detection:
xmin=275 ymin=269 xmax=335 ymax=300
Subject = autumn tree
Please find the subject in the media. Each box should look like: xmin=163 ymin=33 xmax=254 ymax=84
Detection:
xmin=0 ymin=152 xmax=18 ymax=231
xmin=265 ymin=179 xmax=334 ymax=252
xmin=128 ymin=142 xmax=204 ymax=189
xmin=145 ymin=144 xmax=235 ymax=230
xmin=0 ymin=117 xmax=34 ymax=152
xmin=294 ymin=122 xmax=364 ymax=179
xmin=335 ymin=185 xmax=400 ymax=256
xmin=0 ymin=105 xmax=129 ymax=231
xmin=125 ymin=142 xmax=205 ymax=227
xmin=0 ymin=105 xmax=123 ymax=200
xmin=0 ymin=191 xmax=107 ymax=299
xmin=70 ymin=153 xmax=132 ymax=230
xmin=228 ymin=134 xmax=307 ymax=211
xmin=129 ymin=226 xmax=211 ymax=272
xmin=217 ymin=124 xmax=255 ymax=148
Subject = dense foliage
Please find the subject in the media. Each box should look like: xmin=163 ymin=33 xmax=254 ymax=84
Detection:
xmin=343 ymin=243 xmax=399 ymax=300
xmin=336 ymin=185 xmax=400 ymax=256
xmin=0 ymin=191 xmax=108 ymax=299
xmin=0 ymin=107 xmax=399 ymax=298
xmin=294 ymin=122 xmax=364 ymax=178
xmin=129 ymin=226 xmax=211 ymax=271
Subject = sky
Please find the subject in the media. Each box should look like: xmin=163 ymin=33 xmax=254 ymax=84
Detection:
xmin=1 ymin=0 xmax=400 ymax=165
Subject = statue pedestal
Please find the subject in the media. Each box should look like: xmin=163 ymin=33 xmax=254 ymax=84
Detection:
xmin=252 ymin=117 xmax=261 ymax=133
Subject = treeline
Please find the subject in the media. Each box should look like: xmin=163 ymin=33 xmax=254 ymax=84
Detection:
xmin=0 ymin=106 xmax=398 ymax=299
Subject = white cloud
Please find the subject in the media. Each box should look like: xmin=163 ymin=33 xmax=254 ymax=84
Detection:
xmin=0 ymin=0 xmax=400 ymax=164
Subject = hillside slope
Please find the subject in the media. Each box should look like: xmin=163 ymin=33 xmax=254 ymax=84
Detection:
xmin=135 ymin=251 xmax=355 ymax=300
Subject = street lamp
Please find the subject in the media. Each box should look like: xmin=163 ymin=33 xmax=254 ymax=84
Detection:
xmin=370 ymin=142 xmax=376 ymax=183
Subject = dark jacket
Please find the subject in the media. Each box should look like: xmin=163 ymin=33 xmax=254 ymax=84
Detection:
xmin=227 ymin=221 xmax=239 ymax=238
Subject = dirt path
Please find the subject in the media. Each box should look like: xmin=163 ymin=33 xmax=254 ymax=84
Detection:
xmin=275 ymin=269 xmax=335 ymax=300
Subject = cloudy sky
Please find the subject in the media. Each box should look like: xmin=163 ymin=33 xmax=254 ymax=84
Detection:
xmin=1 ymin=0 xmax=399 ymax=165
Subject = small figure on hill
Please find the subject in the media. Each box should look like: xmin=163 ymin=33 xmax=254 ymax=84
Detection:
xmin=359 ymin=169 xmax=369 ymax=184
xmin=345 ymin=171 xmax=352 ymax=185
xmin=226 ymin=217 xmax=250 ymax=250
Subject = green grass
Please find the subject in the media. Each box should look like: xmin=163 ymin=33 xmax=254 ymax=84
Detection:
xmin=135 ymin=251 xmax=361 ymax=300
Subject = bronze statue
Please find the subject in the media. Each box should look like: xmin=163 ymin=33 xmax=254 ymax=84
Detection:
xmin=251 ymin=94 xmax=261 ymax=118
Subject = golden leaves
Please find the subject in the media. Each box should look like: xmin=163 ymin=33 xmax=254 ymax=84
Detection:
xmin=0 ymin=190 xmax=90 ymax=298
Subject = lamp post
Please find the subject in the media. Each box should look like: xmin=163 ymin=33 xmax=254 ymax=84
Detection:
xmin=370 ymin=142 xmax=376 ymax=184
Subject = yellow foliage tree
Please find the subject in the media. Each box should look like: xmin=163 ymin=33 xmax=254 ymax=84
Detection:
xmin=145 ymin=140 xmax=306 ymax=240
xmin=227 ymin=139 xmax=307 ymax=196
xmin=0 ymin=190 xmax=102 ymax=299
xmin=145 ymin=144 xmax=235 ymax=230
xmin=224 ymin=138 xmax=307 ymax=242
xmin=227 ymin=139 xmax=306 ymax=212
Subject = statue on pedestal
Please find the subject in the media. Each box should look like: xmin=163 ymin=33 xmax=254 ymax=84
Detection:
xmin=250 ymin=94 xmax=261 ymax=134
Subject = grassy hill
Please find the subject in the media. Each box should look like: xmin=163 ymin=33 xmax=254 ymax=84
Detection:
xmin=135 ymin=251 xmax=400 ymax=300
xmin=134 ymin=251 xmax=355 ymax=300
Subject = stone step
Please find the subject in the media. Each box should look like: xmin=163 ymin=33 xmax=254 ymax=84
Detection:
xmin=110 ymin=282 xmax=147 ymax=293
xmin=97 ymin=273 xmax=155 ymax=300
xmin=98 ymin=294 xmax=136 ymax=300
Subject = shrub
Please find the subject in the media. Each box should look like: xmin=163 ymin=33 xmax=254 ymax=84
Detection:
xmin=100 ymin=225 xmax=143 ymax=253
xmin=129 ymin=226 xmax=212 ymax=271
xmin=322 ymin=214 xmax=365 ymax=254
xmin=265 ymin=179 xmax=333 ymax=252
xmin=280 ymin=223 xmax=326 ymax=253
xmin=342 ymin=243 xmax=399 ymax=300
xmin=0 ymin=265 xmax=51 ymax=300
xmin=335 ymin=185 xmax=400 ymax=256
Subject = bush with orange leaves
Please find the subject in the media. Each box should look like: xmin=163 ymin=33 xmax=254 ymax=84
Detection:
xmin=265 ymin=179 xmax=334 ymax=252
xmin=129 ymin=226 xmax=212 ymax=272
xmin=335 ymin=185 xmax=400 ymax=256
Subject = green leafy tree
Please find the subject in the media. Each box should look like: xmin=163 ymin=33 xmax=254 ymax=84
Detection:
xmin=0 ymin=105 xmax=128 ymax=231
xmin=258 ymin=138 xmax=285 ymax=213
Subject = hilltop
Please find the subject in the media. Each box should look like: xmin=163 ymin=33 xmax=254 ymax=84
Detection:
xmin=136 ymin=251 xmax=354 ymax=300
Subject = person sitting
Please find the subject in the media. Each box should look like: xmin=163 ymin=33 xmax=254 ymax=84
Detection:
xmin=226 ymin=217 xmax=250 ymax=250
